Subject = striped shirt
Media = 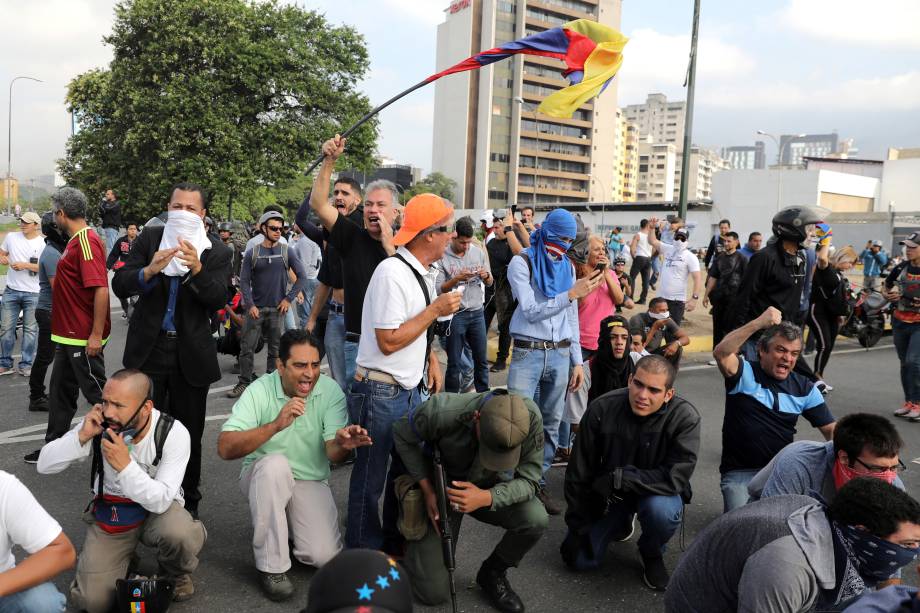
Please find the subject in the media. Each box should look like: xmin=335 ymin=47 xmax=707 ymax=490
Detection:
xmin=51 ymin=227 xmax=110 ymax=345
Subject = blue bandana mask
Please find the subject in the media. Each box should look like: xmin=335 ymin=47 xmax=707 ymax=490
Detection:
xmin=836 ymin=522 xmax=919 ymax=581
xmin=525 ymin=210 xmax=577 ymax=297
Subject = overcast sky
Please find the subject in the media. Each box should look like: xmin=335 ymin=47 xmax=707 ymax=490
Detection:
xmin=2 ymin=0 xmax=919 ymax=182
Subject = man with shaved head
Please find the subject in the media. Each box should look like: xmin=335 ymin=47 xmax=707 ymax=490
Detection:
xmin=38 ymin=368 xmax=206 ymax=610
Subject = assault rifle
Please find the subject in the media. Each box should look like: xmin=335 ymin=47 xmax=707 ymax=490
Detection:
xmin=433 ymin=447 xmax=458 ymax=613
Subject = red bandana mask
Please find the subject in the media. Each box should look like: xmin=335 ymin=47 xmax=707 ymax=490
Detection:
xmin=545 ymin=241 xmax=568 ymax=260
xmin=833 ymin=459 xmax=898 ymax=490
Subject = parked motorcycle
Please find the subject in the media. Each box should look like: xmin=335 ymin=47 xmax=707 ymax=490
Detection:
xmin=840 ymin=287 xmax=891 ymax=348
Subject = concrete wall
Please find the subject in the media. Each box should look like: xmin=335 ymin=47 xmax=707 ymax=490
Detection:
xmin=880 ymin=159 xmax=920 ymax=213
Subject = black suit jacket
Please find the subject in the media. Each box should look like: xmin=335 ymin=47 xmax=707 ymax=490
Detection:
xmin=113 ymin=225 xmax=231 ymax=387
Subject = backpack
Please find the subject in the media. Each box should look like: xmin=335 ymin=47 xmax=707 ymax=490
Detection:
xmin=90 ymin=414 xmax=176 ymax=498
xmin=251 ymin=242 xmax=289 ymax=271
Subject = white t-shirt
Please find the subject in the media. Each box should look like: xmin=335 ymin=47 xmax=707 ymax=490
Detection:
xmin=37 ymin=409 xmax=191 ymax=514
xmin=633 ymin=232 xmax=652 ymax=258
xmin=0 ymin=470 xmax=63 ymax=573
xmin=657 ymin=242 xmax=701 ymax=301
xmin=1 ymin=232 xmax=45 ymax=293
xmin=357 ymin=246 xmax=437 ymax=389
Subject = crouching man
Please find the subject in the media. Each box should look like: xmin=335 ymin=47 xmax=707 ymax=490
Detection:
xmin=561 ymin=355 xmax=700 ymax=592
xmin=37 ymin=368 xmax=206 ymax=612
xmin=392 ymin=390 xmax=546 ymax=613
xmin=218 ymin=329 xmax=372 ymax=602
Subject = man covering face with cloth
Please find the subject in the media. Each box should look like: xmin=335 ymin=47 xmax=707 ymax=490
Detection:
xmin=113 ymin=182 xmax=232 ymax=519
xmin=506 ymin=209 xmax=602 ymax=516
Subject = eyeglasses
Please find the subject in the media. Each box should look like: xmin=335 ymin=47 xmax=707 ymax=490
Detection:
xmin=854 ymin=457 xmax=907 ymax=474
xmin=265 ymin=225 xmax=283 ymax=232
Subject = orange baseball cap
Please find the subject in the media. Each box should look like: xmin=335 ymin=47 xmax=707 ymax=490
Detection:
xmin=392 ymin=193 xmax=453 ymax=246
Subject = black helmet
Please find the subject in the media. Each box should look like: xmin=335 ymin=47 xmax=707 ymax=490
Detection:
xmin=204 ymin=216 xmax=214 ymax=228
xmin=613 ymin=256 xmax=627 ymax=266
xmin=772 ymin=206 xmax=824 ymax=245
xmin=217 ymin=221 xmax=232 ymax=232
xmin=41 ymin=211 xmax=68 ymax=251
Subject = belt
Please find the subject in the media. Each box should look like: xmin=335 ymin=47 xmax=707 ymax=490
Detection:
xmin=160 ymin=330 xmax=178 ymax=339
xmin=354 ymin=366 xmax=398 ymax=386
xmin=513 ymin=339 xmax=571 ymax=350
xmin=345 ymin=332 xmax=361 ymax=343
xmin=328 ymin=301 xmax=344 ymax=314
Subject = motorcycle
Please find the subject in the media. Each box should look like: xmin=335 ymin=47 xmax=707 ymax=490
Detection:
xmin=840 ymin=287 xmax=891 ymax=348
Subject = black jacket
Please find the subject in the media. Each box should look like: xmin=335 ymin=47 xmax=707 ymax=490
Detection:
xmin=732 ymin=238 xmax=806 ymax=329
xmin=112 ymin=226 xmax=231 ymax=386
xmin=100 ymin=199 xmax=122 ymax=229
xmin=106 ymin=235 xmax=134 ymax=270
xmin=564 ymin=388 xmax=701 ymax=534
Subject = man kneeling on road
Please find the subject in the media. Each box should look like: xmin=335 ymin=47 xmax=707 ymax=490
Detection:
xmin=713 ymin=307 xmax=836 ymax=513
xmin=392 ymin=390 xmax=546 ymax=613
xmin=628 ymin=298 xmax=690 ymax=369
xmin=749 ymin=412 xmax=906 ymax=504
xmin=37 ymin=368 xmax=205 ymax=612
xmin=561 ymin=355 xmax=700 ymax=591
xmin=666 ymin=479 xmax=920 ymax=612
xmin=218 ymin=329 xmax=371 ymax=602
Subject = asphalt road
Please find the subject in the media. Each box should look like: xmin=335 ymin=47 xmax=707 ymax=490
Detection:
xmin=0 ymin=304 xmax=915 ymax=612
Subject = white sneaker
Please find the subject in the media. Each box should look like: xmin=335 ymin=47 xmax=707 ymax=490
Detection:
xmin=707 ymin=359 xmax=717 ymax=366
xmin=907 ymin=406 xmax=920 ymax=421
xmin=0 ymin=367 xmax=15 ymax=376
xmin=895 ymin=402 xmax=914 ymax=417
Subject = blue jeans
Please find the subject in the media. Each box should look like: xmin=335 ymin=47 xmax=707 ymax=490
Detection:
xmin=0 ymin=287 xmax=38 ymax=368
xmin=650 ymin=255 xmax=661 ymax=286
xmin=325 ymin=311 xmax=347 ymax=390
xmin=720 ymin=469 xmax=759 ymax=512
xmin=297 ymin=278 xmax=319 ymax=324
xmin=344 ymin=339 xmax=359 ymax=386
xmin=507 ymin=344 xmax=571 ymax=482
xmin=0 ymin=581 xmax=66 ymax=613
xmin=103 ymin=227 xmax=119 ymax=253
xmin=345 ymin=378 xmax=421 ymax=550
xmin=283 ymin=305 xmax=298 ymax=331
xmin=563 ymin=494 xmax=683 ymax=568
xmin=893 ymin=318 xmax=920 ymax=403
xmin=445 ymin=309 xmax=489 ymax=393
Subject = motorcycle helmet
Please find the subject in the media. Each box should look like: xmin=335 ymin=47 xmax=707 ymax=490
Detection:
xmin=771 ymin=206 xmax=824 ymax=245
xmin=41 ymin=211 xmax=69 ymax=252
xmin=217 ymin=221 xmax=233 ymax=233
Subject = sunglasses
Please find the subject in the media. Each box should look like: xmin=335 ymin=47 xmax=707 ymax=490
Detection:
xmin=265 ymin=225 xmax=283 ymax=232
xmin=425 ymin=223 xmax=456 ymax=235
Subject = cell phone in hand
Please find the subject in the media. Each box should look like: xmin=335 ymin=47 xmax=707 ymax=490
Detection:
xmin=595 ymin=262 xmax=607 ymax=272
xmin=511 ymin=204 xmax=518 ymax=216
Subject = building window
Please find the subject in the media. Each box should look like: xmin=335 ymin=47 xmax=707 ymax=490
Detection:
xmin=497 ymin=0 xmax=515 ymax=12
xmin=488 ymin=190 xmax=508 ymax=200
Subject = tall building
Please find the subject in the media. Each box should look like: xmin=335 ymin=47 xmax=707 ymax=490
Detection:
xmin=609 ymin=108 xmax=637 ymax=202
xmin=636 ymin=141 xmax=676 ymax=201
xmin=623 ymin=93 xmax=686 ymax=146
xmin=722 ymin=142 xmax=765 ymax=170
xmin=779 ymin=133 xmax=838 ymax=166
xmin=431 ymin=0 xmax=622 ymax=210
xmin=674 ymin=146 xmax=730 ymax=201
xmin=0 ymin=177 xmax=19 ymax=207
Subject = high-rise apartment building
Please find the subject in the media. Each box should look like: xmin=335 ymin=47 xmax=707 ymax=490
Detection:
xmin=779 ymin=133 xmax=838 ymax=166
xmin=675 ymin=146 xmax=730 ymax=201
xmin=636 ymin=141 xmax=676 ymax=201
xmin=623 ymin=93 xmax=685 ymax=146
xmin=609 ymin=107 xmax=637 ymax=201
xmin=722 ymin=142 xmax=766 ymax=170
xmin=431 ymin=0 xmax=622 ymax=210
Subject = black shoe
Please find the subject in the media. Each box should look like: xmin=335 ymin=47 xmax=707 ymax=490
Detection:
xmin=641 ymin=555 xmax=670 ymax=591
xmin=28 ymin=397 xmax=49 ymax=412
xmin=476 ymin=564 xmax=525 ymax=613
xmin=227 ymin=382 xmax=248 ymax=398
xmin=490 ymin=362 xmax=507 ymax=373
xmin=635 ymin=299 xmax=646 ymax=305
xmin=24 ymin=450 xmax=41 ymax=464
xmin=536 ymin=487 xmax=563 ymax=516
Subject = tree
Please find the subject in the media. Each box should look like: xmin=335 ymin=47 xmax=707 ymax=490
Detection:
xmin=401 ymin=172 xmax=457 ymax=205
xmin=59 ymin=0 xmax=378 ymax=222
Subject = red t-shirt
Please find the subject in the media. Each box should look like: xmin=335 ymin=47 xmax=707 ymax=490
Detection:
xmin=51 ymin=227 xmax=111 ymax=345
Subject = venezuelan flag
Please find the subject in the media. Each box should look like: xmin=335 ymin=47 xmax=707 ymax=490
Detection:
xmin=426 ymin=19 xmax=627 ymax=118
xmin=129 ymin=602 xmax=146 ymax=613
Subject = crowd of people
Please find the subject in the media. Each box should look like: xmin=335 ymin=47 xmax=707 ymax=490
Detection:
xmin=0 ymin=132 xmax=919 ymax=612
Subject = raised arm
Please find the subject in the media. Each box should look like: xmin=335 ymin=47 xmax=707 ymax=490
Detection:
xmin=306 ymin=135 xmax=346 ymax=232
xmin=713 ymin=307 xmax=782 ymax=378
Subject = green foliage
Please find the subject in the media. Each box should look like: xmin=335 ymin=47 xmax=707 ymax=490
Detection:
xmin=59 ymin=0 xmax=378 ymax=222
xmin=401 ymin=172 xmax=457 ymax=205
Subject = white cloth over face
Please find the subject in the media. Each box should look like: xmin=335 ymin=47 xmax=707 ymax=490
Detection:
xmin=158 ymin=209 xmax=211 ymax=277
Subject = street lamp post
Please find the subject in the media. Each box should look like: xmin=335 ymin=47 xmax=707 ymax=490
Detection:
xmin=7 ymin=76 xmax=43 ymax=216
xmin=514 ymin=96 xmax=539 ymax=206
xmin=756 ymin=130 xmax=805 ymax=211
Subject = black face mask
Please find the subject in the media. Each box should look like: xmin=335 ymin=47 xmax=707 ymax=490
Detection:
xmin=102 ymin=396 xmax=150 ymax=445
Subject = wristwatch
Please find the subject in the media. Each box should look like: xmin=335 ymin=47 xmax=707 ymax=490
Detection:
xmin=504 ymin=226 xmax=513 ymax=233
xmin=691 ymin=294 xmax=700 ymax=300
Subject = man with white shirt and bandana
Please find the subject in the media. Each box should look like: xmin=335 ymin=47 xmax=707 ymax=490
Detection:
xmin=37 ymin=369 xmax=206 ymax=610
xmin=507 ymin=208 xmax=602 ymax=516
xmin=644 ymin=220 xmax=702 ymax=325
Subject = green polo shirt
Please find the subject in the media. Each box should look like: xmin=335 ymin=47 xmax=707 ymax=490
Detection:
xmin=221 ymin=371 xmax=346 ymax=482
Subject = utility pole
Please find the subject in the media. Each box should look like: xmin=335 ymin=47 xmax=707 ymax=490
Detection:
xmin=677 ymin=0 xmax=700 ymax=220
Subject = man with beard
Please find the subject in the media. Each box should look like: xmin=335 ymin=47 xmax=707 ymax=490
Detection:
xmin=304 ymin=135 xmax=397 ymax=385
xmin=666 ymin=479 xmax=920 ymax=613
xmin=714 ymin=306 xmax=836 ymax=512
xmin=561 ymin=355 xmax=700 ymax=591
xmin=218 ymin=330 xmax=372 ymax=601
xmin=587 ymin=315 xmax=636 ymax=403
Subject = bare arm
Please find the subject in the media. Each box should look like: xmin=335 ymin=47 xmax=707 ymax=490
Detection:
xmin=309 ymin=136 xmax=346 ymax=231
xmin=713 ymin=307 xmax=782 ymax=378
xmin=306 ymin=282 xmax=331 ymax=330
xmin=818 ymin=422 xmax=836 ymax=441
xmin=375 ymin=301 xmax=450 ymax=356
xmin=629 ymin=234 xmax=639 ymax=257
xmin=691 ymin=270 xmax=703 ymax=297
xmin=704 ymin=276 xmax=716 ymax=302
xmin=217 ymin=424 xmax=280 ymax=460
xmin=603 ymin=270 xmax=624 ymax=305
xmin=0 ymin=532 xmax=75 ymax=598
xmin=815 ymin=242 xmax=830 ymax=270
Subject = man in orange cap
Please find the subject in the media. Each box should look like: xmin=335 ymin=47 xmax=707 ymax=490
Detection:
xmin=345 ymin=193 xmax=462 ymax=552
